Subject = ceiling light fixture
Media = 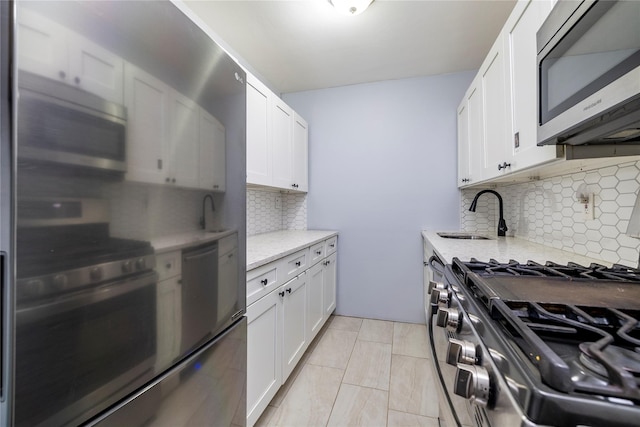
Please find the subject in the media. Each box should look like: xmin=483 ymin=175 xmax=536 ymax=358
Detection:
xmin=329 ymin=0 xmax=374 ymax=16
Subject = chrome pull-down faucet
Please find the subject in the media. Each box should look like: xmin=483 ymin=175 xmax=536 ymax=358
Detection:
xmin=469 ymin=190 xmax=508 ymax=237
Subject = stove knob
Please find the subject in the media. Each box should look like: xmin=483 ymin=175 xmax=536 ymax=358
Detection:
xmin=436 ymin=308 xmax=461 ymax=332
xmin=135 ymin=258 xmax=146 ymax=271
xmin=430 ymin=289 xmax=451 ymax=308
xmin=428 ymin=280 xmax=447 ymax=294
xmin=52 ymin=274 xmax=68 ymax=291
xmin=454 ymin=364 xmax=491 ymax=408
xmin=90 ymin=267 xmax=103 ymax=282
xmin=447 ymin=338 xmax=480 ymax=366
xmin=122 ymin=260 xmax=133 ymax=273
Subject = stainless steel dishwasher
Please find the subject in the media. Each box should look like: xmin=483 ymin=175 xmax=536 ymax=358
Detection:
xmin=181 ymin=241 xmax=219 ymax=355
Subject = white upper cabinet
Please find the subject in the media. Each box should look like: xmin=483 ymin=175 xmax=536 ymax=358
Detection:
xmin=247 ymin=75 xmax=272 ymax=186
xmin=292 ymin=113 xmax=309 ymax=192
xmin=271 ymin=98 xmax=294 ymax=189
xmin=504 ymin=0 xmax=560 ymax=171
xmin=458 ymin=79 xmax=484 ymax=187
xmin=457 ymin=0 xmax=560 ymax=186
xmin=124 ymin=63 xmax=171 ymax=185
xmin=480 ymin=37 xmax=511 ymax=180
xmin=170 ymin=92 xmax=200 ymax=188
xmin=17 ymin=8 xmax=124 ymax=104
xmin=199 ymin=110 xmax=226 ymax=191
xmin=246 ymin=73 xmax=308 ymax=192
xmin=125 ymin=63 xmax=226 ymax=190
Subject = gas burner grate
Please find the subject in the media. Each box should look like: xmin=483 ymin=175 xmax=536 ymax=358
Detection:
xmin=493 ymin=300 xmax=640 ymax=402
xmin=463 ymin=258 xmax=640 ymax=282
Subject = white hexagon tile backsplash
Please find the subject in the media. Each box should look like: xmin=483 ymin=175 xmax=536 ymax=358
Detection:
xmin=461 ymin=160 xmax=640 ymax=267
xmin=247 ymin=188 xmax=307 ymax=236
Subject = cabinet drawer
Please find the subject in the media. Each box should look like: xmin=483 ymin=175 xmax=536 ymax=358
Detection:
xmin=156 ymin=250 xmax=181 ymax=281
xmin=325 ymin=236 xmax=337 ymax=256
xmin=247 ymin=262 xmax=280 ymax=306
xmin=309 ymin=241 xmax=325 ymax=266
xmin=282 ymin=248 xmax=309 ymax=284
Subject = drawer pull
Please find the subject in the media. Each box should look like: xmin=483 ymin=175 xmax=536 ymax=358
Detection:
xmin=260 ymin=278 xmax=268 ymax=286
xmin=295 ymin=261 xmax=301 ymax=267
xmin=286 ymin=288 xmax=292 ymax=294
xmin=330 ymin=243 xmax=335 ymax=248
xmin=316 ymin=250 xmax=322 ymax=255
xmin=279 ymin=291 xmax=285 ymax=297
xmin=165 ymin=263 xmax=172 ymax=269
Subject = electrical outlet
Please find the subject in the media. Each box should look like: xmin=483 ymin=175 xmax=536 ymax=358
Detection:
xmin=275 ymin=196 xmax=282 ymax=209
xmin=584 ymin=193 xmax=594 ymax=221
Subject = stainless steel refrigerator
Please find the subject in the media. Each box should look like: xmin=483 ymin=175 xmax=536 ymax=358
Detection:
xmin=0 ymin=1 xmax=247 ymax=426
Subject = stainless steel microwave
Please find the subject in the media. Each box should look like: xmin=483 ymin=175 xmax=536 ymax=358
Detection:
xmin=537 ymin=0 xmax=640 ymax=153
xmin=17 ymin=71 xmax=127 ymax=173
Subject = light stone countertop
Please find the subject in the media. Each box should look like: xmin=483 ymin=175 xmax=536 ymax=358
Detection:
xmin=422 ymin=230 xmax=621 ymax=267
xmin=150 ymin=229 xmax=236 ymax=254
xmin=247 ymin=230 xmax=338 ymax=271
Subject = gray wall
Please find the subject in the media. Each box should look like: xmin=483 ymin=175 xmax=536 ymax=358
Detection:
xmin=283 ymin=71 xmax=474 ymax=323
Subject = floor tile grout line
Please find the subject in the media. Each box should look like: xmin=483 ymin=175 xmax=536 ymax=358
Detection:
xmin=324 ymin=318 xmax=362 ymax=427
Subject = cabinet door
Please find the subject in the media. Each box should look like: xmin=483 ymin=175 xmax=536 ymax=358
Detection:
xmin=467 ymin=85 xmax=484 ymax=185
xmin=124 ymin=63 xmax=170 ymax=185
xmin=16 ymin=9 xmax=68 ymax=83
xmin=457 ymin=101 xmax=470 ymax=187
xmin=246 ymin=76 xmax=272 ymax=186
xmin=247 ymin=290 xmax=282 ymax=427
xmin=170 ymin=92 xmax=200 ymax=188
xmin=70 ymin=35 xmax=124 ymax=104
xmin=281 ymin=273 xmax=308 ymax=381
xmin=481 ymin=39 xmax=511 ymax=180
xmin=505 ymin=0 xmax=559 ymax=171
xmin=292 ymin=113 xmax=308 ymax=192
xmin=156 ymin=276 xmax=182 ymax=373
xmin=323 ymin=253 xmax=337 ymax=320
xmin=307 ymin=262 xmax=324 ymax=341
xmin=271 ymin=98 xmax=294 ymax=190
xmin=199 ymin=110 xmax=226 ymax=191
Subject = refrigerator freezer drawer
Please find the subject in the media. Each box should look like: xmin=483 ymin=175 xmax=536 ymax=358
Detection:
xmin=89 ymin=317 xmax=247 ymax=427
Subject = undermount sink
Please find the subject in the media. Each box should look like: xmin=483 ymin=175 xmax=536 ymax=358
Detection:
xmin=437 ymin=232 xmax=492 ymax=240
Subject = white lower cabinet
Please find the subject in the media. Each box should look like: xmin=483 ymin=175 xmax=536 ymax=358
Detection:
xmin=246 ymin=236 xmax=338 ymax=426
xmin=155 ymin=250 xmax=182 ymax=372
xmin=246 ymin=288 xmax=282 ymax=427
xmin=323 ymin=252 xmax=337 ymax=318
xmin=307 ymin=262 xmax=325 ymax=343
xmin=281 ymin=273 xmax=308 ymax=381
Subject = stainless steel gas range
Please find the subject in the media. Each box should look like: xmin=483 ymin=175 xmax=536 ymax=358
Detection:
xmin=425 ymin=258 xmax=640 ymax=427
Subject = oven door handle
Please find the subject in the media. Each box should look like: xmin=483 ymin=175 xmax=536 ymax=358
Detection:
xmin=429 ymin=255 xmax=445 ymax=275
xmin=17 ymin=271 xmax=158 ymax=323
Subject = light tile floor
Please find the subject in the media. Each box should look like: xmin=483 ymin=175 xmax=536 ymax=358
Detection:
xmin=255 ymin=316 xmax=439 ymax=427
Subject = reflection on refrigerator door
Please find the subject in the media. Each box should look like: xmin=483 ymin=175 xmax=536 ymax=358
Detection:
xmin=89 ymin=318 xmax=247 ymax=427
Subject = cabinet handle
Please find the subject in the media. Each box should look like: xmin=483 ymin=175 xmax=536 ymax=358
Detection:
xmin=74 ymin=76 xmax=81 ymax=84
xmin=315 ymin=250 xmax=322 ymax=255
xmin=329 ymin=244 xmax=335 ymax=248
xmin=279 ymin=291 xmax=285 ymax=297
xmin=286 ymin=288 xmax=292 ymax=294
xmin=166 ymin=263 xmax=172 ymax=269
xmin=497 ymin=162 xmax=511 ymax=171
xmin=59 ymin=70 xmax=66 ymax=79
xmin=165 ymin=177 xmax=170 ymax=183
xmin=260 ymin=279 xmax=268 ymax=286
xmin=295 ymin=261 xmax=301 ymax=267
xmin=172 ymin=178 xmax=176 ymax=183
xmin=461 ymin=178 xmax=470 ymax=183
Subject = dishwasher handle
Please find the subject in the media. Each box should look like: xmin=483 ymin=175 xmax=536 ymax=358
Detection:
xmin=183 ymin=243 xmax=218 ymax=263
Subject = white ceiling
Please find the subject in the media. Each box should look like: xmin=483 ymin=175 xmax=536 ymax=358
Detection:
xmin=184 ymin=0 xmax=517 ymax=94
